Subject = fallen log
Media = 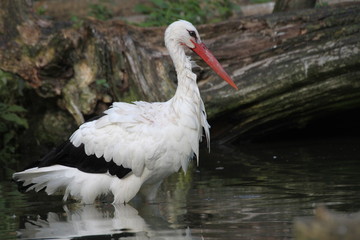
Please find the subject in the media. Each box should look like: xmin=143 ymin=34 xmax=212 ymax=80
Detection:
xmin=202 ymin=4 xmax=360 ymax=142
xmin=0 ymin=1 xmax=359 ymax=146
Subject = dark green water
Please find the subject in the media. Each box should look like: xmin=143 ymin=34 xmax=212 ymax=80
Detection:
xmin=1 ymin=137 xmax=360 ymax=239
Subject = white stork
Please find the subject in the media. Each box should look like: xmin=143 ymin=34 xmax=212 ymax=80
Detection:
xmin=13 ymin=20 xmax=237 ymax=204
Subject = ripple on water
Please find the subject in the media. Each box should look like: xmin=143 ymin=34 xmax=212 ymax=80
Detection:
xmin=1 ymin=137 xmax=360 ymax=239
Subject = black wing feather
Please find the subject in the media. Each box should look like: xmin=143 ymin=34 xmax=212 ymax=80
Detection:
xmin=28 ymin=140 xmax=132 ymax=179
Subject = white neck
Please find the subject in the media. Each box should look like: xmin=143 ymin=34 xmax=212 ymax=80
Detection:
xmin=166 ymin=38 xmax=210 ymax=156
xmin=166 ymin=39 xmax=200 ymax=100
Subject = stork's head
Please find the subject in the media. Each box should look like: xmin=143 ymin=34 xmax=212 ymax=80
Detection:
xmin=165 ymin=20 xmax=238 ymax=90
xmin=165 ymin=20 xmax=200 ymax=49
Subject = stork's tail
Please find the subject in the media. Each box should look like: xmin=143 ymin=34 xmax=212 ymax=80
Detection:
xmin=12 ymin=165 xmax=112 ymax=204
xmin=12 ymin=165 xmax=143 ymax=204
xmin=13 ymin=166 xmax=64 ymax=194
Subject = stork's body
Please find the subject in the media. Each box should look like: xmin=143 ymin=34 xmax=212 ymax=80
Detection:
xmin=13 ymin=20 xmax=237 ymax=204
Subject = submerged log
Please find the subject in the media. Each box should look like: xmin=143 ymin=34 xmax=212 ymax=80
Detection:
xmin=294 ymin=206 xmax=360 ymax=240
xmin=0 ymin=0 xmax=360 ymax=145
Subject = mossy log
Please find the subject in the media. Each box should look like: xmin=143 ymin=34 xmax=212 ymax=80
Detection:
xmin=1 ymin=1 xmax=360 ymax=145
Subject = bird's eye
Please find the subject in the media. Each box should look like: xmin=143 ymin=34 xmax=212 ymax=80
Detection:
xmin=187 ymin=30 xmax=197 ymax=39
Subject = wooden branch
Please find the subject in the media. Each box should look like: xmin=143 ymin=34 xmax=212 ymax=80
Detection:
xmin=1 ymin=1 xmax=359 ymax=144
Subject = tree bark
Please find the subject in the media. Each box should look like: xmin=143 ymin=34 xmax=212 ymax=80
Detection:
xmin=1 ymin=1 xmax=360 ymax=145
xmin=201 ymin=4 xmax=360 ymax=142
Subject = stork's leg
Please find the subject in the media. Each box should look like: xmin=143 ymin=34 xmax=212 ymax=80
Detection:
xmin=139 ymin=180 xmax=163 ymax=202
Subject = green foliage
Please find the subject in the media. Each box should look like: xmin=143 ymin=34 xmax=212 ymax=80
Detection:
xmin=316 ymin=0 xmax=329 ymax=8
xmin=71 ymin=2 xmax=112 ymax=27
xmin=0 ymin=104 xmax=28 ymax=129
xmin=0 ymin=70 xmax=28 ymax=165
xmin=134 ymin=0 xmax=239 ymax=27
xmin=95 ymin=79 xmax=110 ymax=89
xmin=36 ymin=5 xmax=47 ymax=16
xmin=0 ymin=103 xmax=28 ymax=163
xmin=249 ymin=0 xmax=272 ymax=3
xmin=70 ymin=15 xmax=84 ymax=28
xmin=88 ymin=3 xmax=113 ymax=21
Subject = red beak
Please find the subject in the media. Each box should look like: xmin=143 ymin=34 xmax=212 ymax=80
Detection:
xmin=190 ymin=40 xmax=238 ymax=90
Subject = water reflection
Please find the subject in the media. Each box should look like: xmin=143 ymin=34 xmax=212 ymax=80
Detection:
xmin=17 ymin=203 xmax=195 ymax=239
xmin=1 ymin=137 xmax=360 ymax=239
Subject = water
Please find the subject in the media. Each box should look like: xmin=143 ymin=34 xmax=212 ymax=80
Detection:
xmin=1 ymin=137 xmax=360 ymax=239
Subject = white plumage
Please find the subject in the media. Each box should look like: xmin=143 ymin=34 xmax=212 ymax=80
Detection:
xmin=13 ymin=20 xmax=237 ymax=204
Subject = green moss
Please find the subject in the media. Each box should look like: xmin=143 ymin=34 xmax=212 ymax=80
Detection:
xmin=120 ymin=84 xmax=142 ymax=103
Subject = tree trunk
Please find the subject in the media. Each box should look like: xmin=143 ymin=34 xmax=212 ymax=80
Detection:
xmin=1 ymin=1 xmax=360 ymax=146
xmin=273 ymin=0 xmax=316 ymax=12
